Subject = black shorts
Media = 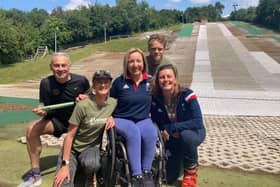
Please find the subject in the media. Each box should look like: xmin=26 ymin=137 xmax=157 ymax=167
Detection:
xmin=51 ymin=117 xmax=69 ymax=137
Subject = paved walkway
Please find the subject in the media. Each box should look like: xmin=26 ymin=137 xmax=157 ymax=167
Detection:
xmin=190 ymin=23 xmax=280 ymax=116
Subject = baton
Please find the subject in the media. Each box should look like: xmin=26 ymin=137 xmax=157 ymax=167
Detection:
xmin=38 ymin=101 xmax=75 ymax=111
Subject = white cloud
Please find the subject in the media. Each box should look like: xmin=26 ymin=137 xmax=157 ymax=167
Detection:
xmin=169 ymin=0 xmax=182 ymax=3
xmin=64 ymin=0 xmax=92 ymax=10
xmin=235 ymin=0 xmax=259 ymax=9
xmin=190 ymin=0 xmax=210 ymax=3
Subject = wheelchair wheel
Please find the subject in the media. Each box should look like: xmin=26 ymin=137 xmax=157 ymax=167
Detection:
xmin=114 ymin=136 xmax=132 ymax=187
xmin=152 ymin=125 xmax=167 ymax=187
xmin=98 ymin=128 xmax=116 ymax=187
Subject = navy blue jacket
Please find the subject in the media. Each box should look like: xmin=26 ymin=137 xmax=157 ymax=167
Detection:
xmin=111 ymin=74 xmax=152 ymax=122
xmin=151 ymin=88 xmax=204 ymax=134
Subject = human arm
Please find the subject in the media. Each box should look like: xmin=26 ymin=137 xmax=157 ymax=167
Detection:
xmin=151 ymin=90 xmax=204 ymax=137
xmin=105 ymin=116 xmax=115 ymax=130
xmin=76 ymin=77 xmax=91 ymax=102
xmin=164 ymin=92 xmax=204 ymax=134
xmin=75 ymin=93 xmax=89 ymax=103
xmin=54 ymin=124 xmax=78 ymax=187
xmin=31 ymin=107 xmax=47 ymax=116
xmin=32 ymin=79 xmax=50 ymax=116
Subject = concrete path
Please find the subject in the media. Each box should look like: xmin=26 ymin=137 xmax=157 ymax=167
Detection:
xmin=188 ymin=23 xmax=280 ymax=116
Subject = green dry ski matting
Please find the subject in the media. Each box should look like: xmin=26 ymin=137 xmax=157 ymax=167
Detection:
xmin=178 ymin=23 xmax=193 ymax=37
xmin=272 ymin=36 xmax=280 ymax=43
xmin=229 ymin=21 xmax=263 ymax=35
xmin=0 ymin=96 xmax=38 ymax=105
xmin=0 ymin=96 xmax=39 ymax=126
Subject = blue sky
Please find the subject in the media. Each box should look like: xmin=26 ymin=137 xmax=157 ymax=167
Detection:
xmin=0 ymin=0 xmax=259 ymax=16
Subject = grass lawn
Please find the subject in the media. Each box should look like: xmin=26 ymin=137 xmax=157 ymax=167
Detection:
xmin=0 ymin=122 xmax=279 ymax=187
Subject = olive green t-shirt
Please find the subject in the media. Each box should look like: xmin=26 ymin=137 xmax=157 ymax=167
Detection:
xmin=146 ymin=56 xmax=177 ymax=76
xmin=69 ymin=97 xmax=117 ymax=153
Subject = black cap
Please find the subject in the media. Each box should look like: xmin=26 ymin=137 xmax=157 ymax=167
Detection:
xmin=92 ymin=70 xmax=113 ymax=81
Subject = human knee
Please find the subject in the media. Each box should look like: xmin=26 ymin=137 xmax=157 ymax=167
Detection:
xmin=180 ymin=130 xmax=200 ymax=145
xmin=26 ymin=121 xmax=39 ymax=140
xmin=139 ymin=121 xmax=157 ymax=141
xmin=79 ymin=147 xmax=101 ymax=174
xmin=119 ymin=125 xmax=140 ymax=141
xmin=82 ymin=162 xmax=101 ymax=175
xmin=142 ymin=128 xmax=157 ymax=144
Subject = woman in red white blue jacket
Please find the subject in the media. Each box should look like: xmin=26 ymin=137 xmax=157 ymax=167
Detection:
xmin=151 ymin=64 xmax=206 ymax=187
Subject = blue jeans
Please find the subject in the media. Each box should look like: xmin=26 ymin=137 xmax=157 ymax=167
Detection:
xmin=114 ymin=118 xmax=157 ymax=176
xmin=165 ymin=128 xmax=206 ymax=183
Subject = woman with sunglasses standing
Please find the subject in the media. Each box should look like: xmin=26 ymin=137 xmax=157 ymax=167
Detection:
xmin=110 ymin=48 xmax=157 ymax=187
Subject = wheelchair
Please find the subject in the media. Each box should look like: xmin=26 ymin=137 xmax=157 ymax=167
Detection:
xmin=97 ymin=124 xmax=167 ymax=187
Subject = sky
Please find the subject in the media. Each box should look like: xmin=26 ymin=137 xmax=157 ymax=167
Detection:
xmin=0 ymin=0 xmax=259 ymax=17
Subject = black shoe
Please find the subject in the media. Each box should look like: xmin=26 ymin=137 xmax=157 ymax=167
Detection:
xmin=131 ymin=175 xmax=144 ymax=187
xmin=143 ymin=171 xmax=154 ymax=187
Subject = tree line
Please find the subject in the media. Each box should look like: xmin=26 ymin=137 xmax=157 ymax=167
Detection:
xmin=0 ymin=0 xmax=228 ymax=65
xmin=230 ymin=0 xmax=280 ymax=31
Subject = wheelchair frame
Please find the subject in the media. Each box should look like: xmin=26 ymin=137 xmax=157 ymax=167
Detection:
xmin=98 ymin=125 xmax=166 ymax=187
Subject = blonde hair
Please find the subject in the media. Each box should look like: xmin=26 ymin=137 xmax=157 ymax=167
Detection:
xmin=123 ymin=48 xmax=148 ymax=78
xmin=151 ymin=64 xmax=180 ymax=98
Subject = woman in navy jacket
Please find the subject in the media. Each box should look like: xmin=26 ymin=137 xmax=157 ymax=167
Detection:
xmin=151 ymin=64 xmax=206 ymax=187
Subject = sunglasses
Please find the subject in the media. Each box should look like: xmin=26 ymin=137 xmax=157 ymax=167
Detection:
xmin=93 ymin=70 xmax=112 ymax=81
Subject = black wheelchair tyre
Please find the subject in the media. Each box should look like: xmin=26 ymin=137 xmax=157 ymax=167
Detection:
xmin=98 ymin=128 xmax=116 ymax=187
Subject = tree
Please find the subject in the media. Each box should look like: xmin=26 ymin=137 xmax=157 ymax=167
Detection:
xmin=64 ymin=7 xmax=91 ymax=43
xmin=0 ymin=17 xmax=22 ymax=64
xmin=215 ymin=2 xmax=225 ymax=20
xmin=255 ymin=0 xmax=280 ymax=30
xmin=40 ymin=17 xmax=72 ymax=51
xmin=27 ymin=8 xmax=49 ymax=28
xmin=0 ymin=1 xmax=184 ymax=63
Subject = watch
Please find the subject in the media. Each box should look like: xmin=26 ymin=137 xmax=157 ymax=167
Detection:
xmin=62 ymin=160 xmax=70 ymax=166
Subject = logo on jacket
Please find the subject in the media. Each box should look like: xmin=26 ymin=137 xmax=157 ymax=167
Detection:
xmin=146 ymin=82 xmax=151 ymax=92
xmin=123 ymin=84 xmax=129 ymax=89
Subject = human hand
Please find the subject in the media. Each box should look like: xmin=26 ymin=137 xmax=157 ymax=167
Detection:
xmin=172 ymin=132 xmax=180 ymax=139
xmin=105 ymin=116 xmax=115 ymax=129
xmin=32 ymin=107 xmax=47 ymax=116
xmin=76 ymin=94 xmax=88 ymax=102
xmin=162 ymin=130 xmax=170 ymax=141
xmin=53 ymin=166 xmax=70 ymax=187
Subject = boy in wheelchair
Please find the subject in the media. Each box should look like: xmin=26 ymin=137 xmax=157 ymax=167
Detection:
xmin=53 ymin=70 xmax=116 ymax=187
